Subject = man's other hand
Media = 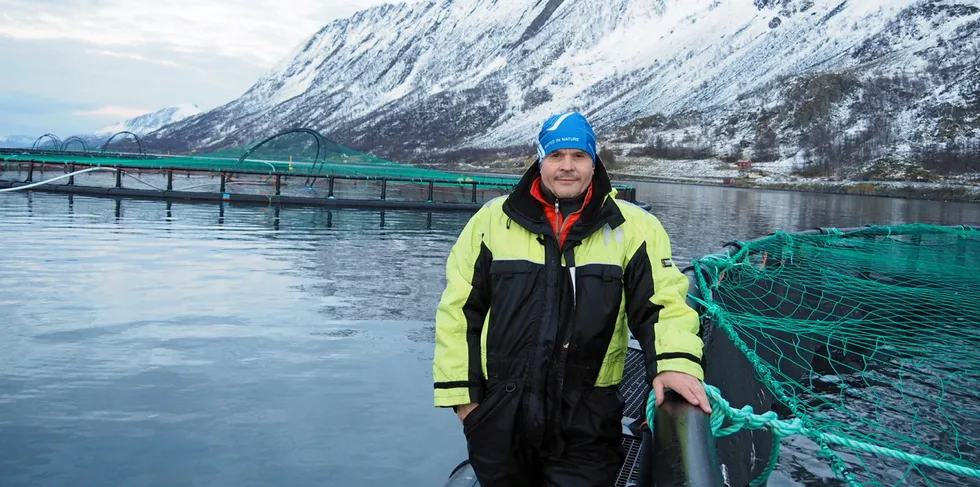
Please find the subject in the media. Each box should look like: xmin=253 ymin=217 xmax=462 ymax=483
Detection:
xmin=456 ymin=403 xmax=479 ymax=423
xmin=652 ymin=371 xmax=712 ymax=414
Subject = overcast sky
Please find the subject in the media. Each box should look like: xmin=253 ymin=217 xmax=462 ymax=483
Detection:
xmin=0 ymin=0 xmax=400 ymax=137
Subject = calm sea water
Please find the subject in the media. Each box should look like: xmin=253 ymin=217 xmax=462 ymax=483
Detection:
xmin=1 ymin=184 xmax=977 ymax=487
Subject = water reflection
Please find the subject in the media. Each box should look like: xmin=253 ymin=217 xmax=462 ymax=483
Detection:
xmin=14 ymin=191 xmax=475 ymax=234
xmin=633 ymin=182 xmax=979 ymax=262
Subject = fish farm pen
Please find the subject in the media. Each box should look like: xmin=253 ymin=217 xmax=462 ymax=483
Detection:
xmin=691 ymin=224 xmax=980 ymax=487
xmin=0 ymin=129 xmax=643 ymax=211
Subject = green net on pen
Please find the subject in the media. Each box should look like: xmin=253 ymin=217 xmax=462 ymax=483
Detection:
xmin=1 ymin=129 xmax=520 ymax=186
xmin=692 ymin=224 xmax=980 ymax=486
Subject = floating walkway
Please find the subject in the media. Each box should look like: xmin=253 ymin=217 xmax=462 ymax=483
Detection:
xmin=0 ymin=129 xmax=644 ymax=211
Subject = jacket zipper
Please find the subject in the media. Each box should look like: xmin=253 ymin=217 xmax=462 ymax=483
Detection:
xmin=526 ymin=228 xmax=559 ymax=449
xmin=553 ymin=198 xmax=584 ymax=447
xmin=555 ymin=199 xmax=586 ymax=249
xmin=555 ymin=200 xmax=562 ymax=243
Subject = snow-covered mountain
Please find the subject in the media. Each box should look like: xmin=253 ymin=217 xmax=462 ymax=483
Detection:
xmin=97 ymin=104 xmax=203 ymax=137
xmin=0 ymin=135 xmax=36 ymax=148
xmin=147 ymin=0 xmax=980 ymax=178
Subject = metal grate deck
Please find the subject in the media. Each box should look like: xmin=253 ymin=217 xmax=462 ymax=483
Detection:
xmin=616 ymin=436 xmax=642 ymax=487
xmin=620 ymin=347 xmax=649 ymax=421
xmin=613 ymin=347 xmax=649 ymax=487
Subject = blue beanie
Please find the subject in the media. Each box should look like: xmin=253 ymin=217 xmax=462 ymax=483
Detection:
xmin=536 ymin=112 xmax=598 ymax=166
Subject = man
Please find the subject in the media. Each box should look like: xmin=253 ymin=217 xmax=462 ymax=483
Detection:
xmin=433 ymin=112 xmax=711 ymax=486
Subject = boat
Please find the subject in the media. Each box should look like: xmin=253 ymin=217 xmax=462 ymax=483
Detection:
xmin=441 ymin=224 xmax=980 ymax=486
xmin=442 ymin=343 xmax=729 ymax=487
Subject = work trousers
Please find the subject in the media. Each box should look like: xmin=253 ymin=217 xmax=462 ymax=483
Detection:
xmin=463 ymin=383 xmax=625 ymax=487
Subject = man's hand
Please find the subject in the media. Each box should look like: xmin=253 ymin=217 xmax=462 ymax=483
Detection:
xmin=456 ymin=403 xmax=479 ymax=423
xmin=653 ymin=371 xmax=712 ymax=414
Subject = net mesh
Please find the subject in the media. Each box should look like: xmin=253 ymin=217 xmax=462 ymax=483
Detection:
xmin=692 ymin=223 xmax=980 ymax=486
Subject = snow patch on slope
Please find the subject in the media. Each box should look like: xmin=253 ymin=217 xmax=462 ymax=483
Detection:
xmin=96 ymin=104 xmax=203 ymax=136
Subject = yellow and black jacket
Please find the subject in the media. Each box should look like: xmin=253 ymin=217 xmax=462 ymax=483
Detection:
xmin=433 ymin=158 xmax=703 ymax=446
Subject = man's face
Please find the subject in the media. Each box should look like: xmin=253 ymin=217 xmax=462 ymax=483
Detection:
xmin=540 ymin=149 xmax=594 ymax=199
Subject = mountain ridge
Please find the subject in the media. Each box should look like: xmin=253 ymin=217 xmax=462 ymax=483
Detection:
xmin=144 ymin=0 xmax=979 ymax=180
xmin=95 ymin=104 xmax=203 ymax=137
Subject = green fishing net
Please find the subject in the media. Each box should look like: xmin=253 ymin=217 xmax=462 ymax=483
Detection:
xmin=692 ymin=224 xmax=980 ymax=486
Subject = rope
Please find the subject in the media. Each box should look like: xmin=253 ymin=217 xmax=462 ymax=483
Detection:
xmin=645 ymin=383 xmax=980 ymax=486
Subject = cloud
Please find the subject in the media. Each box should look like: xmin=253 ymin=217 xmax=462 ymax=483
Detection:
xmin=0 ymin=1 xmax=414 ymax=135
xmin=72 ymin=105 xmax=153 ymax=119
xmin=0 ymin=37 xmax=267 ymax=135
xmin=0 ymin=91 xmax=96 ymax=135
xmin=0 ymin=0 xmax=401 ymax=68
xmin=0 ymin=91 xmax=85 ymax=114
xmin=85 ymin=49 xmax=182 ymax=68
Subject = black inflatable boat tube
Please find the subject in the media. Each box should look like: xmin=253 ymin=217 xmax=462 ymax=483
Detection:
xmin=444 ymin=460 xmax=479 ymax=487
xmin=644 ymin=389 xmax=726 ymax=487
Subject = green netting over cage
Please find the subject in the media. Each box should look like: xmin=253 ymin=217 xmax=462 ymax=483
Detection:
xmin=0 ymin=128 xmax=547 ymax=190
xmin=690 ymin=224 xmax=980 ymax=486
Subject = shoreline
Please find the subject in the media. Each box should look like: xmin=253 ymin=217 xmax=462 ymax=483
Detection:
xmin=605 ymin=172 xmax=980 ymax=203
xmin=426 ymin=162 xmax=980 ymax=204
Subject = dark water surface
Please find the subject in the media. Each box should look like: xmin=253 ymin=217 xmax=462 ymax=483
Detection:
xmin=1 ymin=184 xmax=977 ymax=487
